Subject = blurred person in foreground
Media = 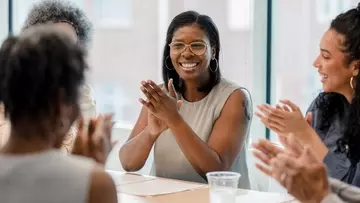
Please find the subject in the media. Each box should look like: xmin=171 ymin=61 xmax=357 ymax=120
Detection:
xmin=0 ymin=25 xmax=116 ymax=203
xmin=0 ymin=0 xmax=96 ymax=152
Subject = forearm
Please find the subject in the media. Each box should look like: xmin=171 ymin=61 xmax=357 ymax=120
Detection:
xmin=320 ymin=193 xmax=344 ymax=203
xmin=167 ymin=116 xmax=225 ymax=178
xmin=119 ymin=127 xmax=157 ymax=171
xmin=328 ymin=178 xmax=360 ymax=202
xmin=295 ymin=126 xmax=328 ymax=160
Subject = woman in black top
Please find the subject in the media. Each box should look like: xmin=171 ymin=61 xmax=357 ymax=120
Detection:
xmin=256 ymin=5 xmax=360 ymax=186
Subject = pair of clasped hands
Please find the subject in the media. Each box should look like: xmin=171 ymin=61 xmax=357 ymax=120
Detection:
xmin=138 ymin=79 xmax=182 ymax=137
xmin=255 ymin=100 xmax=312 ymax=138
xmin=67 ymin=79 xmax=181 ymax=165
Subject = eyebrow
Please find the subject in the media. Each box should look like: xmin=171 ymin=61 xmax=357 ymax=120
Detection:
xmin=172 ymin=39 xmax=206 ymax=43
xmin=320 ymin=48 xmax=331 ymax=55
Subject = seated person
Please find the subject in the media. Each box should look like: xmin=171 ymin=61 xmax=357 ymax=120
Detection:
xmin=0 ymin=0 xmax=96 ymax=151
xmin=256 ymin=5 xmax=360 ymax=186
xmin=0 ymin=25 xmax=116 ymax=203
xmin=119 ymin=11 xmax=252 ymax=189
xmin=253 ymin=135 xmax=360 ymax=203
xmin=0 ymin=104 xmax=9 ymax=147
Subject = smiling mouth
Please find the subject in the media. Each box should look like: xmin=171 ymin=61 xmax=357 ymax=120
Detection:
xmin=319 ymin=73 xmax=328 ymax=82
xmin=179 ymin=62 xmax=199 ymax=71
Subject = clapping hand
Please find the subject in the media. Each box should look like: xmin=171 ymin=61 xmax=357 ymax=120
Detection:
xmin=71 ymin=114 xmax=115 ymax=165
xmin=139 ymin=79 xmax=182 ymax=126
xmin=255 ymin=100 xmax=311 ymax=136
xmin=253 ymin=136 xmax=329 ymax=203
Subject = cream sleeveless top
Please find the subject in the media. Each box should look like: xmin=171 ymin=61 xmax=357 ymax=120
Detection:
xmin=150 ymin=78 xmax=251 ymax=189
xmin=0 ymin=150 xmax=95 ymax=203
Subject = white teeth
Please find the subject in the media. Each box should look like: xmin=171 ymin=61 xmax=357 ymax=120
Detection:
xmin=181 ymin=63 xmax=197 ymax=68
xmin=319 ymin=74 xmax=328 ymax=79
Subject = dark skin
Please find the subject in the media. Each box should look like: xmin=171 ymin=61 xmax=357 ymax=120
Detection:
xmin=0 ymin=100 xmax=117 ymax=203
xmin=119 ymin=24 xmax=250 ymax=178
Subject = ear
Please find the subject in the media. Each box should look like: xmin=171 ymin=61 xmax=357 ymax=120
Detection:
xmin=211 ymin=46 xmax=216 ymax=59
xmin=355 ymin=65 xmax=360 ymax=77
xmin=350 ymin=60 xmax=360 ymax=76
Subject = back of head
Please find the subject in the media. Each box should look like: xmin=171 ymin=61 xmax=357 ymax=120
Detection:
xmin=0 ymin=24 xmax=87 ymax=131
xmin=329 ymin=4 xmax=360 ymax=161
xmin=330 ymin=4 xmax=360 ymax=65
xmin=23 ymin=0 xmax=92 ymax=47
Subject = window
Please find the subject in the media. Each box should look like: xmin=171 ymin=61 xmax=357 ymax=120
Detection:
xmin=92 ymin=0 xmax=132 ymax=28
xmin=227 ymin=0 xmax=252 ymax=30
xmin=270 ymin=0 xmax=358 ymax=143
xmin=0 ymin=0 xmax=8 ymax=42
xmin=316 ymin=0 xmax=352 ymax=23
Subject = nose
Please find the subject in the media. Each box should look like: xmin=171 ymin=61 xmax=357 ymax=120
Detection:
xmin=313 ymin=55 xmax=321 ymax=69
xmin=181 ymin=45 xmax=194 ymax=58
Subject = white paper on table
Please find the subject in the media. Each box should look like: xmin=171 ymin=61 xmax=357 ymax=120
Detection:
xmin=236 ymin=190 xmax=296 ymax=203
xmin=117 ymin=178 xmax=207 ymax=196
xmin=106 ymin=170 xmax=156 ymax=186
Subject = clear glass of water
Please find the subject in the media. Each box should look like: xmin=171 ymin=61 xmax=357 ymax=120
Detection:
xmin=206 ymin=171 xmax=241 ymax=203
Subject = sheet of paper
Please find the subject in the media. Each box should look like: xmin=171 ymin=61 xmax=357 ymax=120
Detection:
xmin=106 ymin=170 xmax=156 ymax=186
xmin=117 ymin=178 xmax=207 ymax=196
xmin=236 ymin=190 xmax=296 ymax=203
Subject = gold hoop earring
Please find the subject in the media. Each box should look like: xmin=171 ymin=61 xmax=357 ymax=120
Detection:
xmin=165 ymin=56 xmax=173 ymax=70
xmin=350 ymin=76 xmax=355 ymax=90
xmin=209 ymin=58 xmax=218 ymax=72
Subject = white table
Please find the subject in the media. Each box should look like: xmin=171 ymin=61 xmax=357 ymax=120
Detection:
xmin=107 ymin=170 xmax=297 ymax=203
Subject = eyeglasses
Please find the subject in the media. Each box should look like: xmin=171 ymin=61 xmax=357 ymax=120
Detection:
xmin=169 ymin=42 xmax=208 ymax=55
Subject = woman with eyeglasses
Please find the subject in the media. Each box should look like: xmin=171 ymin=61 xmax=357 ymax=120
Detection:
xmin=119 ymin=11 xmax=252 ymax=189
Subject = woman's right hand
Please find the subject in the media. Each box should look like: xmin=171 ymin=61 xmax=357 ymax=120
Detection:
xmin=147 ymin=111 xmax=168 ymax=138
xmin=254 ymin=135 xmax=329 ymax=203
xmin=140 ymin=80 xmax=182 ymax=138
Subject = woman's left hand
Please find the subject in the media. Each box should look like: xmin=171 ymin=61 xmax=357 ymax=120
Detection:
xmin=139 ymin=79 xmax=182 ymax=124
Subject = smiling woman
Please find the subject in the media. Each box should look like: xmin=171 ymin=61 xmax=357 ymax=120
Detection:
xmin=119 ymin=10 xmax=253 ymax=189
xmin=256 ymin=4 xmax=360 ymax=187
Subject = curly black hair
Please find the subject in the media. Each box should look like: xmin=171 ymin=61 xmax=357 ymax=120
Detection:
xmin=0 ymin=25 xmax=88 ymax=128
xmin=22 ymin=0 xmax=92 ymax=47
xmin=314 ymin=5 xmax=360 ymax=162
